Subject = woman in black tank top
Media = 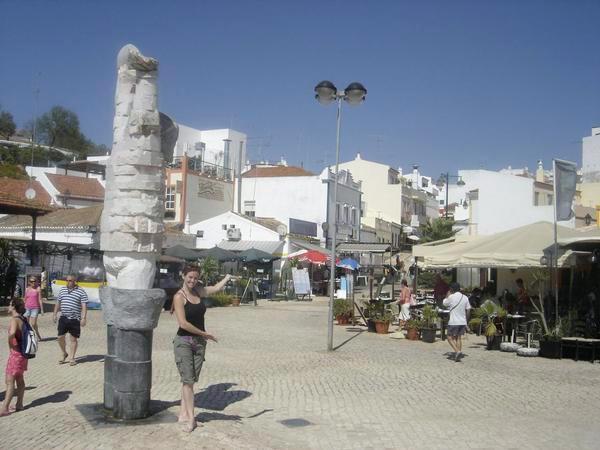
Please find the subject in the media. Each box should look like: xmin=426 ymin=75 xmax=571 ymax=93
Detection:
xmin=172 ymin=265 xmax=233 ymax=433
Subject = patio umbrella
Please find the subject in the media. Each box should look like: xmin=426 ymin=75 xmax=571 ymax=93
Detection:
xmin=337 ymin=257 xmax=360 ymax=270
xmin=296 ymin=250 xmax=330 ymax=265
xmin=164 ymin=245 xmax=200 ymax=261
xmin=197 ymin=246 xmax=239 ymax=262
xmin=238 ymin=248 xmax=276 ymax=263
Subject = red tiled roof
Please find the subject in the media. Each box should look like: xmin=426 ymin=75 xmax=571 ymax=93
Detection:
xmin=46 ymin=173 xmax=104 ymax=200
xmin=0 ymin=177 xmax=52 ymax=206
xmin=242 ymin=166 xmax=314 ymax=178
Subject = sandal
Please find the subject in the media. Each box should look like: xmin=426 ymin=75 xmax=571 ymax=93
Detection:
xmin=59 ymin=353 xmax=68 ymax=364
xmin=9 ymin=406 xmax=24 ymax=412
xmin=69 ymin=360 xmax=78 ymax=366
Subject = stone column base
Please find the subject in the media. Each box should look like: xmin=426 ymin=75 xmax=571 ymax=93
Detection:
xmin=100 ymin=287 xmax=165 ymax=420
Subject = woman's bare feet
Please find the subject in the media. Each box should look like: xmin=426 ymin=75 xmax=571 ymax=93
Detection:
xmin=181 ymin=420 xmax=196 ymax=433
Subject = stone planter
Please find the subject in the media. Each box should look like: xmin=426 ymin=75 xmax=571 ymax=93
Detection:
xmin=539 ymin=339 xmax=561 ymax=359
xmin=406 ymin=328 xmax=420 ymax=341
xmin=421 ymin=327 xmax=436 ymax=343
xmin=374 ymin=320 xmax=390 ymax=334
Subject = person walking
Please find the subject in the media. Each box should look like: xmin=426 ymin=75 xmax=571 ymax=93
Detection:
xmin=24 ymin=276 xmax=43 ymax=340
xmin=53 ymin=275 xmax=88 ymax=366
xmin=397 ymin=279 xmax=412 ymax=326
xmin=172 ymin=265 xmax=233 ymax=433
xmin=0 ymin=298 xmax=28 ymax=416
xmin=443 ymin=282 xmax=471 ymax=362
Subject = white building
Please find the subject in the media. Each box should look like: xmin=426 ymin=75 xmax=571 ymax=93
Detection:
xmin=239 ymin=164 xmax=362 ymax=247
xmin=337 ymin=154 xmax=437 ymax=246
xmin=441 ymin=168 xmax=574 ymax=236
xmin=189 ymin=211 xmax=284 ymax=249
xmin=174 ymin=125 xmax=247 ymax=176
xmin=582 ymin=126 xmax=600 ymax=183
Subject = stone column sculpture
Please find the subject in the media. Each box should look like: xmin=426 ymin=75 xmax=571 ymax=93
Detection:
xmin=100 ymin=44 xmax=168 ymax=420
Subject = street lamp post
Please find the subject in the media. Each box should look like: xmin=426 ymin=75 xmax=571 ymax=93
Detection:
xmin=315 ymin=80 xmax=367 ymax=352
xmin=437 ymin=172 xmax=465 ymax=219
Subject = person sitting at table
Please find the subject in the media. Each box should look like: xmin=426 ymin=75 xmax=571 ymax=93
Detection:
xmin=515 ymin=278 xmax=530 ymax=314
xmin=468 ymin=288 xmax=482 ymax=308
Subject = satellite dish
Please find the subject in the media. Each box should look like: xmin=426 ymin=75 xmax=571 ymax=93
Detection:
xmin=276 ymin=224 xmax=288 ymax=237
xmin=25 ymin=188 xmax=36 ymax=200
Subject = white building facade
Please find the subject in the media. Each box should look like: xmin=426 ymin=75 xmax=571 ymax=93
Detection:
xmin=441 ymin=169 xmax=574 ymax=236
xmin=239 ymin=165 xmax=362 ymax=247
xmin=174 ymin=125 xmax=247 ymax=176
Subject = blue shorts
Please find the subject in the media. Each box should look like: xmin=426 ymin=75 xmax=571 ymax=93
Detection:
xmin=24 ymin=308 xmax=40 ymax=318
xmin=447 ymin=325 xmax=467 ymax=337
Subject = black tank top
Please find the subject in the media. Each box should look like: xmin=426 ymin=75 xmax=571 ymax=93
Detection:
xmin=176 ymin=290 xmax=206 ymax=336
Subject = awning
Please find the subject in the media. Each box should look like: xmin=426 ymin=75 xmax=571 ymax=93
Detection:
xmin=413 ymin=221 xmax=581 ymax=269
xmin=218 ymin=239 xmax=284 ymax=256
xmin=337 ymin=242 xmax=392 ymax=253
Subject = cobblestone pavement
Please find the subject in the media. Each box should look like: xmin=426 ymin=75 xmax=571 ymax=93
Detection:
xmin=1 ymin=298 xmax=600 ymax=449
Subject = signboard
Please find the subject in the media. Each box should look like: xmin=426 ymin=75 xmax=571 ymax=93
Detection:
xmin=292 ymin=268 xmax=311 ymax=296
xmin=289 ymin=218 xmax=317 ymax=237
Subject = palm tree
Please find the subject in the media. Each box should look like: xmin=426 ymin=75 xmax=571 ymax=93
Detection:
xmin=420 ymin=218 xmax=457 ymax=243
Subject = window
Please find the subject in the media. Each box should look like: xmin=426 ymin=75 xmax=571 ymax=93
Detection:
xmin=196 ymin=230 xmax=204 ymax=238
xmin=222 ymin=224 xmax=227 ymax=230
xmin=439 ymin=199 xmax=445 ymax=205
xmin=229 ymin=224 xmax=235 ymax=229
xmin=352 ymin=208 xmax=357 ymax=225
xmin=336 ymin=203 xmax=341 ymax=222
xmin=165 ymin=186 xmax=176 ymax=210
xmin=547 ymin=194 xmax=553 ymax=205
xmin=344 ymin=205 xmax=349 ymax=223
xmin=534 ymin=192 xmax=540 ymax=206
xmin=244 ymin=200 xmax=256 ymax=217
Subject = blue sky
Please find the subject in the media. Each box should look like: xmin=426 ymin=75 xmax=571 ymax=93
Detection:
xmin=1 ymin=0 xmax=599 ymax=178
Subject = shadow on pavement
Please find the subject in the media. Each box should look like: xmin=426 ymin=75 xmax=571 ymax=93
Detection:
xmin=195 ymin=382 xmax=252 ymax=411
xmin=40 ymin=337 xmax=57 ymax=342
xmin=76 ymin=354 xmax=105 ymax=364
xmin=26 ymin=390 xmax=72 ymax=410
xmin=0 ymin=386 xmax=37 ymax=402
xmin=333 ymin=329 xmax=364 ymax=351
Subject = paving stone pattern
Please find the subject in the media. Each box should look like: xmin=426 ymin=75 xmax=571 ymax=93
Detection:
xmin=1 ymin=298 xmax=600 ymax=449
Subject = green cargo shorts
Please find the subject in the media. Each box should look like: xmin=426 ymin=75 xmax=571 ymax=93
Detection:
xmin=173 ymin=335 xmax=207 ymax=385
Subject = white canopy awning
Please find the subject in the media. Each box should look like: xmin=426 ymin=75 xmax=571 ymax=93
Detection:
xmin=413 ymin=222 xmax=581 ymax=269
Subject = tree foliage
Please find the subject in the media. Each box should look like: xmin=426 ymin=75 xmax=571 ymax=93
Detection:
xmin=0 ymin=109 xmax=16 ymax=140
xmin=419 ymin=218 xmax=457 ymax=243
xmin=0 ymin=163 xmax=28 ymax=179
xmin=36 ymin=106 xmax=91 ymax=157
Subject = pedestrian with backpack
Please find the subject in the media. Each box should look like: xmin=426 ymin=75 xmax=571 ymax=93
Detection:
xmin=0 ymin=298 xmax=29 ymax=416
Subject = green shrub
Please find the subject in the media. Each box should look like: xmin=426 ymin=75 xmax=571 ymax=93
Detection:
xmin=210 ymin=292 xmax=233 ymax=307
xmin=333 ymin=298 xmax=352 ymax=317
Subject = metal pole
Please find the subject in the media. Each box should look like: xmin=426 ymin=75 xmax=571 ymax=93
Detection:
xmin=327 ymin=97 xmax=342 ymax=351
xmin=445 ymin=172 xmax=449 ymax=219
xmin=552 ymin=160 xmax=559 ymax=325
xmin=237 ymin=141 xmax=244 ymax=213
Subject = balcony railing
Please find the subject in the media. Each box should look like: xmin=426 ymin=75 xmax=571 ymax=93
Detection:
xmin=169 ymin=157 xmax=233 ymax=182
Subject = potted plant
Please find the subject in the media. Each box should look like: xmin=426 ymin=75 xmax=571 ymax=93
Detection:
xmin=539 ymin=319 xmax=564 ymax=358
xmin=529 ymin=269 xmax=563 ymax=358
xmin=371 ymin=309 xmax=392 ymax=334
xmin=468 ymin=318 xmax=482 ymax=336
xmin=333 ymin=298 xmax=353 ymax=325
xmin=405 ymin=319 xmax=421 ymax=340
xmin=363 ymin=302 xmax=379 ymax=332
xmin=420 ymin=305 xmax=439 ymax=343
xmin=474 ymin=302 xmax=507 ymax=350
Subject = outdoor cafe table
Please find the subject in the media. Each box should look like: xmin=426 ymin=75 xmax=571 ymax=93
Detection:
xmin=504 ymin=314 xmax=526 ymax=343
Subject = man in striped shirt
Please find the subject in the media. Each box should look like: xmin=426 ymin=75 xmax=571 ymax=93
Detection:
xmin=53 ymin=275 xmax=88 ymax=366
